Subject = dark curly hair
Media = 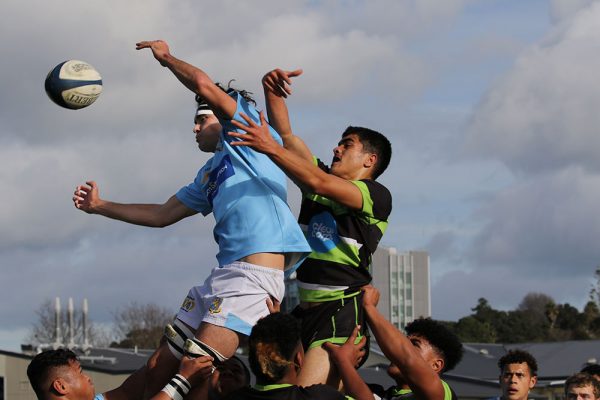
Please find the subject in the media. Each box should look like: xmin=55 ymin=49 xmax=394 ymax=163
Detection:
xmin=498 ymin=350 xmax=538 ymax=376
xmin=341 ymin=126 xmax=391 ymax=180
xmin=248 ymin=312 xmax=301 ymax=385
xmin=27 ymin=349 xmax=79 ymax=399
xmin=195 ymin=79 xmax=256 ymax=109
xmin=405 ymin=317 xmax=463 ymax=373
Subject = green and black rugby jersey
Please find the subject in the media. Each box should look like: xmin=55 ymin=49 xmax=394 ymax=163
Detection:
xmin=296 ymin=157 xmax=392 ymax=303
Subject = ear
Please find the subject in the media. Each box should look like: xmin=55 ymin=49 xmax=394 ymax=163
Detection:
xmin=294 ymin=345 xmax=304 ymax=371
xmin=529 ymin=376 xmax=537 ymax=389
xmin=52 ymin=378 xmax=69 ymax=395
xmin=363 ymin=153 xmax=377 ymax=169
xmin=431 ymin=357 xmax=444 ymax=374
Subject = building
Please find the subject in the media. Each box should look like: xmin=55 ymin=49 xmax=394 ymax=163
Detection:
xmin=371 ymin=247 xmax=431 ymax=330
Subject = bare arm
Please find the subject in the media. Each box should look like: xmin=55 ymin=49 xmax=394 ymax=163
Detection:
xmin=362 ymin=286 xmax=445 ymax=400
xmin=136 ymin=40 xmax=236 ymax=119
xmin=324 ymin=326 xmax=374 ymax=400
xmin=262 ymin=68 xmax=312 ymax=162
xmin=73 ymin=181 xmax=197 ymax=227
xmin=228 ymin=112 xmax=364 ymax=210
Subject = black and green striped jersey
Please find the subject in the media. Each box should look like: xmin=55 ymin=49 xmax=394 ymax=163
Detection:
xmin=296 ymin=157 xmax=392 ymax=303
xmin=369 ymin=380 xmax=456 ymax=400
xmin=226 ymin=383 xmax=353 ymax=400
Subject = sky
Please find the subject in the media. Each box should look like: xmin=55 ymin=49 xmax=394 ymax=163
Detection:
xmin=1 ymin=0 xmax=600 ymax=351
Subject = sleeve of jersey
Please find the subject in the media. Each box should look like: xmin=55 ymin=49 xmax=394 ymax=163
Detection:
xmin=227 ymin=93 xmax=283 ymax=146
xmin=350 ymin=180 xmax=392 ymax=221
xmin=175 ymin=170 xmax=212 ymax=216
xmin=94 ymin=394 xmax=105 ymax=400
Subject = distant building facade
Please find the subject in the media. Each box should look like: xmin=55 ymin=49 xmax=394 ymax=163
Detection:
xmin=371 ymin=247 xmax=431 ymax=330
xmin=282 ymin=247 xmax=431 ymax=330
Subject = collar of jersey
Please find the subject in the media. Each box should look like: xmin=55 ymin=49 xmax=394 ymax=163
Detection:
xmin=254 ymin=383 xmax=294 ymax=391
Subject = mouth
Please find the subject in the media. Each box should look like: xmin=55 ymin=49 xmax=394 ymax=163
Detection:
xmin=332 ymin=156 xmax=341 ymax=164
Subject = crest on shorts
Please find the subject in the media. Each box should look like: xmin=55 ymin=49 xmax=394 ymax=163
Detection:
xmin=208 ymin=297 xmax=223 ymax=314
xmin=181 ymin=296 xmax=195 ymax=312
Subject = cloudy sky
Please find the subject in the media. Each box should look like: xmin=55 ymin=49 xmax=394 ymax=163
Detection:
xmin=2 ymin=0 xmax=600 ymax=351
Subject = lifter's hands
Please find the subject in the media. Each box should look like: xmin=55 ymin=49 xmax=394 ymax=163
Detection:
xmin=136 ymin=40 xmax=171 ymax=66
xmin=262 ymin=68 xmax=303 ymax=98
xmin=73 ymin=181 xmax=103 ymax=214
xmin=178 ymin=355 xmax=215 ymax=388
xmin=323 ymin=325 xmax=367 ymax=369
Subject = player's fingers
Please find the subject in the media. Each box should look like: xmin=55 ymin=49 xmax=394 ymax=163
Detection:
xmin=287 ymin=69 xmax=303 ymax=78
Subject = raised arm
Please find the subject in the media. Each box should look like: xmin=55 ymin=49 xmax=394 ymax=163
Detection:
xmin=324 ymin=326 xmax=374 ymax=400
xmin=362 ymin=286 xmax=445 ymax=400
xmin=73 ymin=181 xmax=197 ymax=227
xmin=228 ymin=113 xmax=365 ymax=210
xmin=262 ymin=68 xmax=312 ymax=162
xmin=136 ymin=40 xmax=236 ymax=119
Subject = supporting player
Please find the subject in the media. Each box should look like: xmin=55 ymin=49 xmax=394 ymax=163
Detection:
xmin=227 ymin=312 xmax=373 ymax=400
xmin=26 ymin=348 xmax=213 ymax=400
xmin=228 ymin=68 xmax=392 ymax=386
xmin=73 ymin=40 xmax=310 ymax=398
xmin=359 ymin=286 xmax=462 ymax=400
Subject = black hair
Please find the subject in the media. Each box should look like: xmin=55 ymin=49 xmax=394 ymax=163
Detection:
xmin=498 ymin=349 xmax=538 ymax=377
xmin=405 ymin=317 xmax=463 ymax=373
xmin=195 ymin=79 xmax=256 ymax=110
xmin=248 ymin=312 xmax=301 ymax=384
xmin=565 ymin=373 xmax=600 ymax=397
xmin=341 ymin=126 xmax=391 ymax=179
xmin=581 ymin=363 xmax=600 ymax=376
xmin=27 ymin=349 xmax=79 ymax=399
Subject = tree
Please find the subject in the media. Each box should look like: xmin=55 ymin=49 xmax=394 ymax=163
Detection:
xmin=111 ymin=302 xmax=173 ymax=349
xmin=454 ymin=316 xmax=496 ymax=343
xmin=590 ymin=267 xmax=600 ymax=306
xmin=27 ymin=298 xmax=110 ymax=348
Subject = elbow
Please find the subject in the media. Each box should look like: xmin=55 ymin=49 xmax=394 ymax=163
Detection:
xmin=194 ymin=74 xmax=213 ymax=98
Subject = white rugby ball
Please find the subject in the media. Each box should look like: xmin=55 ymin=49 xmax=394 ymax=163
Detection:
xmin=44 ymin=60 xmax=103 ymax=110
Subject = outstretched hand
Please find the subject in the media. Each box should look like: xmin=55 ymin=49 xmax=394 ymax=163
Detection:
xmin=73 ymin=181 xmax=101 ymax=214
xmin=266 ymin=296 xmax=281 ymax=314
xmin=262 ymin=68 xmax=303 ymax=98
xmin=135 ymin=40 xmax=171 ymax=66
xmin=228 ymin=111 xmax=279 ymax=155
xmin=323 ymin=325 xmax=367 ymax=369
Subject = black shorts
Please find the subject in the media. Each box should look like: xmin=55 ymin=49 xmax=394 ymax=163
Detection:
xmin=292 ymin=292 xmax=370 ymax=366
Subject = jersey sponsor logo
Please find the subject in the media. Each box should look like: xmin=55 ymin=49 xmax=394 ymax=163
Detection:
xmin=307 ymin=212 xmax=340 ymax=253
xmin=206 ymin=155 xmax=235 ymax=205
xmin=181 ymin=296 xmax=195 ymax=312
xmin=209 ymin=297 xmax=223 ymax=314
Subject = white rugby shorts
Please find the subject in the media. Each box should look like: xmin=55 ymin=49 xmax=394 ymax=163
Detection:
xmin=175 ymin=261 xmax=284 ymax=336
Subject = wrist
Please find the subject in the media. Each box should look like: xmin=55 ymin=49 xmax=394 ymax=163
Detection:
xmin=161 ymin=374 xmax=191 ymax=400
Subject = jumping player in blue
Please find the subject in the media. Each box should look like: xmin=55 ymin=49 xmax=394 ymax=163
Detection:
xmin=73 ymin=40 xmax=310 ymax=398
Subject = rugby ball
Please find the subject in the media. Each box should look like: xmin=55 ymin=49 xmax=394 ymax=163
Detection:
xmin=44 ymin=60 xmax=102 ymax=109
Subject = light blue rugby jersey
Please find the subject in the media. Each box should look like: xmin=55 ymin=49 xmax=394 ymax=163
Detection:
xmin=176 ymin=93 xmax=310 ymax=269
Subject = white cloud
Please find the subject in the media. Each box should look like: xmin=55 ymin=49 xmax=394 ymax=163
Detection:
xmin=465 ymin=1 xmax=600 ymax=174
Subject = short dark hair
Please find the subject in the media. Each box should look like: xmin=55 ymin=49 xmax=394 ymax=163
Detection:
xmin=248 ymin=312 xmax=301 ymax=384
xmin=565 ymin=373 xmax=600 ymax=397
xmin=498 ymin=350 xmax=538 ymax=377
xmin=405 ymin=317 xmax=463 ymax=373
xmin=342 ymin=126 xmax=391 ymax=180
xmin=581 ymin=363 xmax=600 ymax=377
xmin=27 ymin=349 xmax=78 ymax=399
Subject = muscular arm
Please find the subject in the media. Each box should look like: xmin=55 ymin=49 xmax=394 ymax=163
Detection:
xmin=73 ymin=181 xmax=197 ymax=227
xmin=228 ymin=113 xmax=365 ymax=210
xmin=136 ymin=40 xmax=236 ymax=119
xmin=262 ymin=68 xmax=312 ymax=162
xmin=362 ymin=286 xmax=445 ymax=400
